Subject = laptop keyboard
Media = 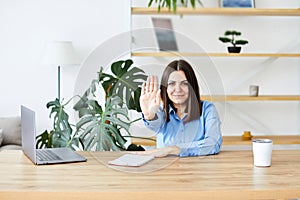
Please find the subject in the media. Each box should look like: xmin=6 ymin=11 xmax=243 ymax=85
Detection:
xmin=36 ymin=149 xmax=63 ymax=161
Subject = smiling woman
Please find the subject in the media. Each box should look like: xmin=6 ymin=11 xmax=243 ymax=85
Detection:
xmin=136 ymin=60 xmax=223 ymax=158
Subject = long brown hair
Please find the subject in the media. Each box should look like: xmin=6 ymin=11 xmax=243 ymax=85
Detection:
xmin=160 ymin=60 xmax=202 ymax=123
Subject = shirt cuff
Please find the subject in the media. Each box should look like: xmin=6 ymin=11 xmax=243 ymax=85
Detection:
xmin=142 ymin=113 xmax=161 ymax=129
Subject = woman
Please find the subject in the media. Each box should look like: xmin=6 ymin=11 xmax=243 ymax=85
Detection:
xmin=138 ymin=60 xmax=222 ymax=157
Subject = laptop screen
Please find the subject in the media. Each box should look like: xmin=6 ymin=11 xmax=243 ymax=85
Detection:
xmin=21 ymin=105 xmax=37 ymax=163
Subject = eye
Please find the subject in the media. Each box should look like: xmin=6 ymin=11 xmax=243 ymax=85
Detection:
xmin=167 ymin=82 xmax=175 ymax=87
xmin=181 ymin=81 xmax=189 ymax=87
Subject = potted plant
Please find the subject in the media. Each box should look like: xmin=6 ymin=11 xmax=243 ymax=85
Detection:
xmin=148 ymin=0 xmax=203 ymax=13
xmin=37 ymin=59 xmax=151 ymax=151
xmin=73 ymin=59 xmax=147 ymax=151
xmin=36 ymin=97 xmax=83 ymax=149
xmin=218 ymin=30 xmax=249 ymax=53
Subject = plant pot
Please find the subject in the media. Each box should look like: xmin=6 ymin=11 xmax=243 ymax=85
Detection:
xmin=227 ymin=46 xmax=241 ymax=53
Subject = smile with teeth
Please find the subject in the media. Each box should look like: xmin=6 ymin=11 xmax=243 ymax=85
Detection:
xmin=172 ymin=94 xmax=185 ymax=98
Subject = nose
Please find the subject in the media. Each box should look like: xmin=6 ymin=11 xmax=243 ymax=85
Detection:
xmin=175 ymin=83 xmax=182 ymax=91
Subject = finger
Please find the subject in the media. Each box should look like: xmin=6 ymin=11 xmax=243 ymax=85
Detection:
xmin=153 ymin=76 xmax=158 ymax=92
xmin=146 ymin=76 xmax=151 ymax=93
xmin=155 ymin=89 xmax=161 ymax=104
xmin=149 ymin=75 xmax=154 ymax=92
xmin=141 ymin=82 xmax=146 ymax=95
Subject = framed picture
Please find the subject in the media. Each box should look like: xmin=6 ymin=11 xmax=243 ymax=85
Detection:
xmin=220 ymin=0 xmax=255 ymax=8
xmin=151 ymin=18 xmax=178 ymax=51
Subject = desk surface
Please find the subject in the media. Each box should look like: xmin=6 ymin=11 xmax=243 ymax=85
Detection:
xmin=0 ymin=150 xmax=300 ymax=200
xmin=132 ymin=135 xmax=300 ymax=146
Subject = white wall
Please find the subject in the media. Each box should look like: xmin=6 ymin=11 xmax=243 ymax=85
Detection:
xmin=0 ymin=0 xmax=299 ymax=137
xmin=131 ymin=0 xmax=300 ymax=136
xmin=0 ymin=0 xmax=130 ymax=133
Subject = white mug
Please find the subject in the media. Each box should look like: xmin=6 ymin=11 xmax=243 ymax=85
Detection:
xmin=252 ymin=139 xmax=273 ymax=167
xmin=0 ymin=128 xmax=3 ymax=145
xmin=249 ymin=85 xmax=259 ymax=97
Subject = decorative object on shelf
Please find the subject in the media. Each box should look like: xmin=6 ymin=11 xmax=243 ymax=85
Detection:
xmin=41 ymin=41 xmax=80 ymax=101
xmin=147 ymin=0 xmax=203 ymax=13
xmin=249 ymin=85 xmax=259 ymax=97
xmin=220 ymin=0 xmax=255 ymax=8
xmin=242 ymin=131 xmax=253 ymax=141
xmin=37 ymin=59 xmax=149 ymax=152
xmin=218 ymin=30 xmax=249 ymax=53
xmin=152 ymin=17 xmax=178 ymax=51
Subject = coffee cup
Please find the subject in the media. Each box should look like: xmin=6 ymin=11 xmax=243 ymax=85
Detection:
xmin=249 ymin=85 xmax=259 ymax=97
xmin=252 ymin=139 xmax=273 ymax=167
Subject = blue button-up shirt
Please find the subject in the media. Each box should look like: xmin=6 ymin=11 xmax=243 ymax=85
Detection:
xmin=143 ymin=101 xmax=222 ymax=157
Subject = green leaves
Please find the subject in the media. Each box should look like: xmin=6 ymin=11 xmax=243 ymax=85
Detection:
xmin=224 ymin=30 xmax=241 ymax=36
xmin=148 ymin=0 xmax=203 ymax=13
xmin=99 ymin=59 xmax=147 ymax=112
xmin=73 ymin=59 xmax=147 ymax=151
xmin=38 ymin=59 xmax=147 ymax=152
xmin=235 ymin=40 xmax=249 ymax=45
xmin=219 ymin=30 xmax=249 ymax=47
xmin=36 ymin=98 xmax=82 ymax=150
xmin=36 ymin=130 xmax=53 ymax=149
xmin=218 ymin=37 xmax=231 ymax=43
xmin=75 ymin=96 xmax=129 ymax=151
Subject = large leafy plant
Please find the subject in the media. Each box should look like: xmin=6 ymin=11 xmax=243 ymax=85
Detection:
xmin=37 ymin=59 xmax=148 ymax=151
xmin=99 ymin=59 xmax=145 ymax=112
xmin=36 ymin=98 xmax=82 ymax=150
xmin=74 ymin=59 xmax=147 ymax=151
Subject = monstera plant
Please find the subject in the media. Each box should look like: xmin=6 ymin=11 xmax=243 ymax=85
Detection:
xmin=74 ymin=59 xmax=147 ymax=151
xmin=37 ymin=59 xmax=148 ymax=151
xmin=36 ymin=98 xmax=82 ymax=150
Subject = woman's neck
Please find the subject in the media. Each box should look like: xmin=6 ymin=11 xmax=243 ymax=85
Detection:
xmin=174 ymin=104 xmax=187 ymax=120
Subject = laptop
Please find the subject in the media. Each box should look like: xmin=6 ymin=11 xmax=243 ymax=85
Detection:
xmin=21 ymin=105 xmax=87 ymax=165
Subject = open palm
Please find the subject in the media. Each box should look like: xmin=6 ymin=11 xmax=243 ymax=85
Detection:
xmin=140 ymin=75 xmax=161 ymax=120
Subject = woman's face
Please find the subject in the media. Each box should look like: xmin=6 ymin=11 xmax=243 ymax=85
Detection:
xmin=167 ymin=70 xmax=189 ymax=106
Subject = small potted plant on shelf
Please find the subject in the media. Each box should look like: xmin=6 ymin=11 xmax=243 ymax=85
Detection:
xmin=218 ymin=30 xmax=249 ymax=53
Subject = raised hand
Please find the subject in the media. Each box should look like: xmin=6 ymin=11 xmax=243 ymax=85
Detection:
xmin=140 ymin=75 xmax=161 ymax=120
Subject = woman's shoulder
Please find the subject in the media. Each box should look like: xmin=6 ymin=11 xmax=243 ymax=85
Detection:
xmin=201 ymin=100 xmax=217 ymax=114
xmin=202 ymin=100 xmax=215 ymax=108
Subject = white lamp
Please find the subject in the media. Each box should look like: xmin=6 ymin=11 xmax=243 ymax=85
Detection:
xmin=41 ymin=41 xmax=79 ymax=101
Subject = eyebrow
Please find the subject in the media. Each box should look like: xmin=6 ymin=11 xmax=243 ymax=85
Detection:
xmin=167 ymin=80 xmax=188 ymax=83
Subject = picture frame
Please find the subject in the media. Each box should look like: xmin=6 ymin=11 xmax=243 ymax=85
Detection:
xmin=220 ymin=0 xmax=255 ymax=8
xmin=151 ymin=18 xmax=178 ymax=51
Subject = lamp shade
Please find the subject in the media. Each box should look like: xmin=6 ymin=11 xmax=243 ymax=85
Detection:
xmin=41 ymin=41 xmax=79 ymax=65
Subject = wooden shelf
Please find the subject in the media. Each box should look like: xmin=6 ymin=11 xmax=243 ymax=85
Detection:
xmin=131 ymin=52 xmax=300 ymax=57
xmin=131 ymin=7 xmax=300 ymax=16
xmin=223 ymin=135 xmax=300 ymax=145
xmin=131 ymin=135 xmax=300 ymax=146
xmin=201 ymin=95 xmax=300 ymax=101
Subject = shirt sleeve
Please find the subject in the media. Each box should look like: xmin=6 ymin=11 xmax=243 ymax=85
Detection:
xmin=142 ymin=107 xmax=165 ymax=133
xmin=176 ymin=102 xmax=223 ymax=157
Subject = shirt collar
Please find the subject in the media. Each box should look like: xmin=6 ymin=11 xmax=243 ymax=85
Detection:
xmin=168 ymin=105 xmax=187 ymax=120
xmin=168 ymin=105 xmax=176 ymax=114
